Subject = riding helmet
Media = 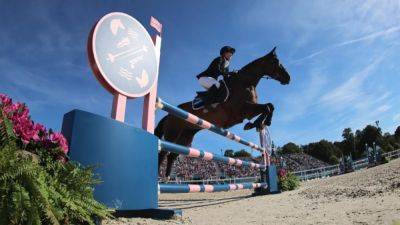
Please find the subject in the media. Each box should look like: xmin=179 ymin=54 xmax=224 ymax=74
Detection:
xmin=220 ymin=46 xmax=236 ymax=55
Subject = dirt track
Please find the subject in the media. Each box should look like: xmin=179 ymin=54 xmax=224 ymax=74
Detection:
xmin=104 ymin=158 xmax=400 ymax=225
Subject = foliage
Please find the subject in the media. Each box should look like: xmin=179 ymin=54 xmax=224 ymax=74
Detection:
xmin=395 ymin=126 xmax=400 ymax=140
xmin=380 ymin=155 xmax=388 ymax=164
xmin=280 ymin=142 xmax=302 ymax=154
xmin=0 ymin=94 xmax=110 ymax=225
xmin=303 ymin=140 xmax=340 ymax=164
xmin=277 ymin=169 xmax=299 ymax=191
xmin=233 ymin=149 xmax=251 ymax=157
xmin=281 ymin=124 xmax=400 ymax=165
xmin=223 ymin=149 xmax=234 ymax=157
xmin=0 ymin=94 xmax=68 ymax=160
xmin=361 ymin=125 xmax=382 ymax=148
xmin=341 ymin=128 xmax=355 ymax=155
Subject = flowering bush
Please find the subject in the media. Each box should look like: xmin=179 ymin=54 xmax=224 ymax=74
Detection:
xmin=0 ymin=93 xmax=110 ymax=224
xmin=278 ymin=168 xmax=287 ymax=177
xmin=278 ymin=168 xmax=300 ymax=191
xmin=0 ymin=93 xmax=68 ymax=159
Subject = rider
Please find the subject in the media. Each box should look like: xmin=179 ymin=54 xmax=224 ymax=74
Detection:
xmin=196 ymin=46 xmax=235 ymax=105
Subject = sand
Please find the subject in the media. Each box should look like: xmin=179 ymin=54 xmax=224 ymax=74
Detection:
xmin=103 ymin=158 xmax=400 ymax=225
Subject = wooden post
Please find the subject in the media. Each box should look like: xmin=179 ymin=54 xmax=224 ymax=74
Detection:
xmin=111 ymin=93 xmax=127 ymax=122
xmin=259 ymin=129 xmax=271 ymax=168
xmin=142 ymin=35 xmax=162 ymax=133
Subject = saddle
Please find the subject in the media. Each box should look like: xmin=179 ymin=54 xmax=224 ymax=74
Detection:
xmin=192 ymin=79 xmax=229 ymax=110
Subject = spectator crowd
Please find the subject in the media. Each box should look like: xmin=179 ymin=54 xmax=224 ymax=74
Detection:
xmin=159 ymin=152 xmax=329 ymax=181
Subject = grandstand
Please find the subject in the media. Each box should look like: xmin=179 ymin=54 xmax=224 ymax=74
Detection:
xmin=159 ymin=152 xmax=329 ymax=181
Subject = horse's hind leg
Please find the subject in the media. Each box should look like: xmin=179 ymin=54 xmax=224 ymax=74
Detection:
xmin=165 ymin=152 xmax=178 ymax=179
xmin=158 ymin=151 xmax=168 ymax=177
xmin=165 ymin=129 xmax=197 ymax=178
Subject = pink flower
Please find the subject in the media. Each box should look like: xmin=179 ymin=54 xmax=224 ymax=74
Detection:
xmin=278 ymin=168 xmax=287 ymax=178
xmin=33 ymin=123 xmax=46 ymax=138
xmin=49 ymin=132 xmax=69 ymax=154
xmin=1 ymin=93 xmax=69 ymax=158
xmin=0 ymin=93 xmax=12 ymax=106
xmin=12 ymin=119 xmax=38 ymax=145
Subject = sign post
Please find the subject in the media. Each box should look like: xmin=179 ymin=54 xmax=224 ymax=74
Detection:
xmin=142 ymin=33 xmax=162 ymax=133
xmin=87 ymin=12 xmax=160 ymax=125
xmin=62 ymin=12 xmax=181 ymax=218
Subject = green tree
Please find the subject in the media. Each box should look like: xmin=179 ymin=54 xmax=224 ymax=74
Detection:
xmin=354 ymin=129 xmax=366 ymax=158
xmin=361 ymin=125 xmax=382 ymax=148
xmin=303 ymin=140 xmax=340 ymax=164
xmin=233 ymin=149 xmax=251 ymax=157
xmin=341 ymin=128 xmax=355 ymax=155
xmin=280 ymin=142 xmax=302 ymax=154
xmin=224 ymin=149 xmax=234 ymax=157
xmin=395 ymin=126 xmax=400 ymax=140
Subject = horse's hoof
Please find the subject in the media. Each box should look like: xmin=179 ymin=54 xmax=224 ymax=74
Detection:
xmin=244 ymin=122 xmax=254 ymax=130
xmin=267 ymin=103 xmax=275 ymax=113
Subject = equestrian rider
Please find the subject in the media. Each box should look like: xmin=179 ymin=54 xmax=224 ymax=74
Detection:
xmin=196 ymin=46 xmax=235 ymax=105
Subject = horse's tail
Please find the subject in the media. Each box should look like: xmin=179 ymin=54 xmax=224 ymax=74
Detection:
xmin=154 ymin=116 xmax=167 ymax=139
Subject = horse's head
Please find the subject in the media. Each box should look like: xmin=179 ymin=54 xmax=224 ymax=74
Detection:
xmin=262 ymin=47 xmax=290 ymax=85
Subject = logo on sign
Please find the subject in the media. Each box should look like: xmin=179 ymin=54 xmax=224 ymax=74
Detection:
xmin=88 ymin=12 xmax=158 ymax=98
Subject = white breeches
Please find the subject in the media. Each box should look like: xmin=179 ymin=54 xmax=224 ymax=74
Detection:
xmin=198 ymin=77 xmax=220 ymax=90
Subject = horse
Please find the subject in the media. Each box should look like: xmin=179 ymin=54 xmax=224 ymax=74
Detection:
xmin=156 ymin=47 xmax=291 ymax=178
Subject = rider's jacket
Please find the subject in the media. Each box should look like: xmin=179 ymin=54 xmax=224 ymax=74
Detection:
xmin=196 ymin=56 xmax=230 ymax=80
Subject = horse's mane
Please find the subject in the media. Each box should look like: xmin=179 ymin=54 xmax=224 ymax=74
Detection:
xmin=235 ymin=55 xmax=267 ymax=86
xmin=239 ymin=56 xmax=265 ymax=75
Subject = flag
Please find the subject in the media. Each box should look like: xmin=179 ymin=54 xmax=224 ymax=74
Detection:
xmin=150 ymin=16 xmax=162 ymax=34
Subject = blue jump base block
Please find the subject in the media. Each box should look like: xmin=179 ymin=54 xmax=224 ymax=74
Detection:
xmin=254 ymin=165 xmax=280 ymax=195
xmin=61 ymin=109 xmax=180 ymax=218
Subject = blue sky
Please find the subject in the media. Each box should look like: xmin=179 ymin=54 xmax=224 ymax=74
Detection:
xmin=1 ymin=0 xmax=399 ymax=156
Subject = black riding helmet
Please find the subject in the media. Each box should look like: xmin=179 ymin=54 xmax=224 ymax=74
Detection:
xmin=220 ymin=46 xmax=236 ymax=55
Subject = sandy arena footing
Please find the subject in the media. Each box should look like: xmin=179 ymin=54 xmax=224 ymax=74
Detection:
xmin=103 ymin=158 xmax=400 ymax=225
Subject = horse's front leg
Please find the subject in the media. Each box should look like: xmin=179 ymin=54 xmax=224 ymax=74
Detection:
xmin=243 ymin=102 xmax=274 ymax=130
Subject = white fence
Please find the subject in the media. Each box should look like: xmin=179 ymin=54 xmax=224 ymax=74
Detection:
xmin=293 ymin=149 xmax=400 ymax=181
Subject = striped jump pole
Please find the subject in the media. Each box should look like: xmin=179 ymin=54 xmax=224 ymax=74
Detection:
xmin=160 ymin=140 xmax=266 ymax=170
xmin=156 ymin=98 xmax=279 ymax=195
xmin=160 ymin=182 xmax=267 ymax=193
xmin=156 ymin=97 xmax=267 ymax=154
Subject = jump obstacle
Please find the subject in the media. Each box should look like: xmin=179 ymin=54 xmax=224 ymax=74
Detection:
xmin=155 ymin=97 xmax=276 ymax=193
xmin=156 ymin=98 xmax=269 ymax=154
xmin=61 ymin=12 xmax=279 ymax=218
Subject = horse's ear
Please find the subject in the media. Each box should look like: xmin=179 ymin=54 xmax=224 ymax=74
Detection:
xmin=269 ymin=46 xmax=277 ymax=55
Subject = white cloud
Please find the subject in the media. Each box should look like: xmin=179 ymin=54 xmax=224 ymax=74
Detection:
xmin=319 ymin=53 xmax=385 ymax=111
xmin=279 ymin=70 xmax=327 ymax=122
xmin=291 ymin=25 xmax=400 ymax=63
xmin=377 ymin=104 xmax=391 ymax=112
xmin=0 ymin=58 xmax=104 ymax=110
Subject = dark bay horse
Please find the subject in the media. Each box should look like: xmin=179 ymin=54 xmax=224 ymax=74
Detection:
xmin=156 ymin=47 xmax=291 ymax=177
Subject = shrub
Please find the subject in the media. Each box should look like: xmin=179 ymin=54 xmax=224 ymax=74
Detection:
xmin=0 ymin=94 xmax=110 ymax=225
xmin=380 ymin=155 xmax=389 ymax=164
xmin=278 ymin=169 xmax=300 ymax=191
